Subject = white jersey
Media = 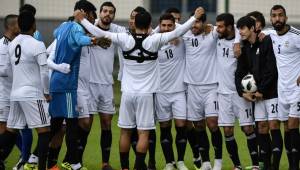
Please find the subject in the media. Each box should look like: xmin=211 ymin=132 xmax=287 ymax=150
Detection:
xmin=0 ymin=36 xmax=13 ymax=101
xmin=183 ymin=28 xmax=218 ymax=85
xmin=80 ymin=16 xmax=196 ymax=93
xmin=89 ymin=22 xmax=126 ymax=84
xmin=9 ymin=34 xmax=49 ymax=101
xmin=157 ymin=38 xmax=186 ymax=93
xmin=216 ymin=37 xmax=237 ymax=94
xmin=270 ymin=26 xmax=300 ymax=92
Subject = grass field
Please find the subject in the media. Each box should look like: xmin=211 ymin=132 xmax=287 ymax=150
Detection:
xmin=5 ymin=79 xmax=289 ymax=170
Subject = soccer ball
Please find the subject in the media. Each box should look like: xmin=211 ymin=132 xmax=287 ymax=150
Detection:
xmin=241 ymin=74 xmax=257 ymax=93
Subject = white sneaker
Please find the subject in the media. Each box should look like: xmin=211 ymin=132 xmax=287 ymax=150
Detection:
xmin=201 ymin=161 xmax=212 ymax=170
xmin=163 ymin=163 xmax=176 ymax=170
xmin=212 ymin=159 xmax=222 ymax=170
xmin=177 ymin=161 xmax=189 ymax=170
xmin=13 ymin=157 xmax=25 ymax=170
xmin=27 ymin=154 xmax=38 ymax=164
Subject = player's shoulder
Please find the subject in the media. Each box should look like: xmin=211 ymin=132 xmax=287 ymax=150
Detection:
xmin=110 ymin=23 xmax=126 ymax=33
xmin=288 ymin=26 xmax=300 ymax=36
xmin=0 ymin=37 xmax=9 ymax=54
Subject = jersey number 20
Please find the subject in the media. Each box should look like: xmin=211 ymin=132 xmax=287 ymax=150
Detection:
xmin=15 ymin=44 xmax=21 ymax=65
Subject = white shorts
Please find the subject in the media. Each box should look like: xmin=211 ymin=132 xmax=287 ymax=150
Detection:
xmin=77 ymin=89 xmax=91 ymax=118
xmin=254 ymin=98 xmax=279 ymax=121
xmin=7 ymin=100 xmax=51 ymax=129
xmin=88 ymin=83 xmax=115 ymax=114
xmin=118 ymin=93 xmax=155 ymax=130
xmin=187 ymin=84 xmax=218 ymax=121
xmin=278 ymin=90 xmax=300 ymax=121
xmin=155 ymin=91 xmax=187 ymax=122
xmin=218 ymin=93 xmax=254 ymax=126
xmin=0 ymin=101 xmax=10 ymax=122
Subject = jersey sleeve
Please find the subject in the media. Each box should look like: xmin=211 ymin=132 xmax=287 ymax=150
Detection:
xmin=234 ymin=25 xmax=241 ymax=43
xmin=34 ymin=42 xmax=47 ymax=66
xmin=0 ymin=53 xmax=10 ymax=77
xmin=257 ymin=36 xmax=278 ymax=95
xmin=235 ymin=48 xmax=249 ymax=96
xmin=295 ymin=34 xmax=300 ymax=49
xmin=71 ymin=23 xmax=92 ymax=46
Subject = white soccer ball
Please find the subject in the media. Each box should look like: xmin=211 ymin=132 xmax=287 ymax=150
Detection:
xmin=241 ymin=74 xmax=257 ymax=93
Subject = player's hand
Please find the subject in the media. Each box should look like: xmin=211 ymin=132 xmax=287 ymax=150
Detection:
xmin=242 ymin=92 xmax=256 ymax=102
xmin=258 ymin=32 xmax=266 ymax=42
xmin=254 ymin=91 xmax=263 ymax=101
xmin=204 ymin=24 xmax=213 ymax=35
xmin=233 ymin=43 xmax=241 ymax=58
xmin=57 ymin=63 xmax=71 ymax=74
xmin=194 ymin=7 xmax=205 ymax=20
xmin=44 ymin=94 xmax=52 ymax=102
xmin=297 ymin=76 xmax=300 ymax=86
xmin=73 ymin=9 xmax=86 ymax=22
xmin=96 ymin=37 xmax=112 ymax=49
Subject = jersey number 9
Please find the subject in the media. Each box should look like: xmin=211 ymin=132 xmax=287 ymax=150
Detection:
xmin=15 ymin=44 xmax=21 ymax=65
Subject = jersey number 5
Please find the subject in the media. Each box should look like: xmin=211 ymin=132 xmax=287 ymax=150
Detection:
xmin=15 ymin=44 xmax=21 ymax=65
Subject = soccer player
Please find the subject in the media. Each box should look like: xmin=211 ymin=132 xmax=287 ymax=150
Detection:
xmin=216 ymin=13 xmax=259 ymax=170
xmin=269 ymin=5 xmax=300 ymax=170
xmin=74 ymin=6 xmax=205 ymax=170
xmin=48 ymin=1 xmax=98 ymax=169
xmin=7 ymin=11 xmax=51 ymax=170
xmin=236 ymin=15 xmax=282 ymax=170
xmin=182 ymin=12 xmax=224 ymax=170
xmin=155 ymin=13 xmax=188 ymax=170
xmin=166 ymin=7 xmax=181 ymax=23
xmin=0 ymin=14 xmax=19 ymax=170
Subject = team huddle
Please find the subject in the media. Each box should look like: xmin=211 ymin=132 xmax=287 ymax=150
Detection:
xmin=0 ymin=0 xmax=299 ymax=170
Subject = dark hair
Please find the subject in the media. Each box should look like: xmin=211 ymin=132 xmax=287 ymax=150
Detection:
xmin=132 ymin=6 xmax=146 ymax=14
xmin=247 ymin=11 xmax=265 ymax=28
xmin=74 ymin=0 xmax=96 ymax=13
xmin=18 ymin=11 xmax=35 ymax=32
xmin=166 ymin=7 xmax=180 ymax=14
xmin=216 ymin=13 xmax=234 ymax=27
xmin=190 ymin=12 xmax=207 ymax=22
xmin=159 ymin=13 xmax=175 ymax=23
xmin=135 ymin=11 xmax=151 ymax=30
xmin=4 ymin=14 xmax=18 ymax=29
xmin=19 ymin=4 xmax=36 ymax=16
xmin=270 ymin=5 xmax=286 ymax=16
xmin=237 ymin=16 xmax=256 ymax=29
xmin=100 ymin=1 xmax=116 ymax=14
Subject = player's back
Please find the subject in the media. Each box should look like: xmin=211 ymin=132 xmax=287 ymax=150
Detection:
xmin=8 ymin=34 xmax=47 ymax=101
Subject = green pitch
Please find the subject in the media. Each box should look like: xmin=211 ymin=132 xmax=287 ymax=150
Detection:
xmin=5 ymin=80 xmax=289 ymax=170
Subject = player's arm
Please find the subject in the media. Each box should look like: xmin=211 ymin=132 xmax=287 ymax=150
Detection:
xmin=46 ymin=40 xmax=71 ymax=74
xmin=257 ymin=36 xmax=277 ymax=97
xmin=294 ymin=33 xmax=300 ymax=86
xmin=35 ymin=43 xmax=50 ymax=96
xmin=0 ymin=54 xmax=11 ymax=77
xmin=71 ymin=24 xmax=94 ymax=46
xmin=157 ymin=7 xmax=205 ymax=46
xmin=235 ymin=49 xmax=250 ymax=97
xmin=233 ymin=25 xmax=242 ymax=58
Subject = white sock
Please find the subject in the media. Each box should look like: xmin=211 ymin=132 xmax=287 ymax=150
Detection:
xmin=71 ymin=163 xmax=82 ymax=170
xmin=28 ymin=154 xmax=38 ymax=163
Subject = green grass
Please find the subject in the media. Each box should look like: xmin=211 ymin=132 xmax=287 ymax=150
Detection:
xmin=5 ymin=79 xmax=289 ymax=170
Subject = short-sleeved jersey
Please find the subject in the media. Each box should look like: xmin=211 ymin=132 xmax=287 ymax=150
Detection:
xmin=80 ymin=16 xmax=196 ymax=93
xmin=216 ymin=37 xmax=237 ymax=94
xmin=0 ymin=36 xmax=13 ymax=101
xmin=183 ymin=28 xmax=218 ymax=85
xmin=8 ymin=34 xmax=47 ymax=101
xmin=270 ymin=26 xmax=300 ymax=92
xmin=89 ymin=23 xmax=126 ymax=84
xmin=157 ymin=38 xmax=186 ymax=93
xmin=50 ymin=21 xmax=91 ymax=92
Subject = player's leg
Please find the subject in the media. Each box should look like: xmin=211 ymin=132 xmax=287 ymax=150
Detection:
xmin=186 ymin=85 xmax=206 ymax=169
xmin=148 ymin=129 xmax=156 ymax=170
xmin=155 ymin=93 xmax=175 ymax=169
xmin=99 ymin=113 xmax=113 ymax=169
xmin=288 ymin=116 xmax=300 ymax=170
xmin=254 ymin=101 xmax=271 ymax=169
xmin=267 ymin=98 xmax=283 ymax=170
xmin=236 ymin=94 xmax=259 ymax=168
xmin=118 ymin=93 xmax=136 ymax=170
xmin=22 ymin=100 xmax=51 ymax=170
xmin=204 ymin=87 xmax=222 ymax=170
xmin=218 ymin=94 xmax=241 ymax=169
xmin=135 ymin=94 xmax=156 ymax=170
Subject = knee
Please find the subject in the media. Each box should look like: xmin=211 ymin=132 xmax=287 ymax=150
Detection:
xmin=100 ymin=115 xmax=113 ymax=130
xmin=193 ymin=120 xmax=206 ymax=130
xmin=0 ymin=123 xmax=6 ymax=134
xmin=269 ymin=120 xmax=280 ymax=130
xmin=223 ymin=127 xmax=234 ymax=136
xmin=258 ymin=121 xmax=269 ymax=134
xmin=206 ymin=117 xmax=219 ymax=132
xmin=79 ymin=117 xmax=92 ymax=131
xmin=242 ymin=125 xmax=254 ymax=135
xmin=288 ymin=117 xmax=299 ymax=129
